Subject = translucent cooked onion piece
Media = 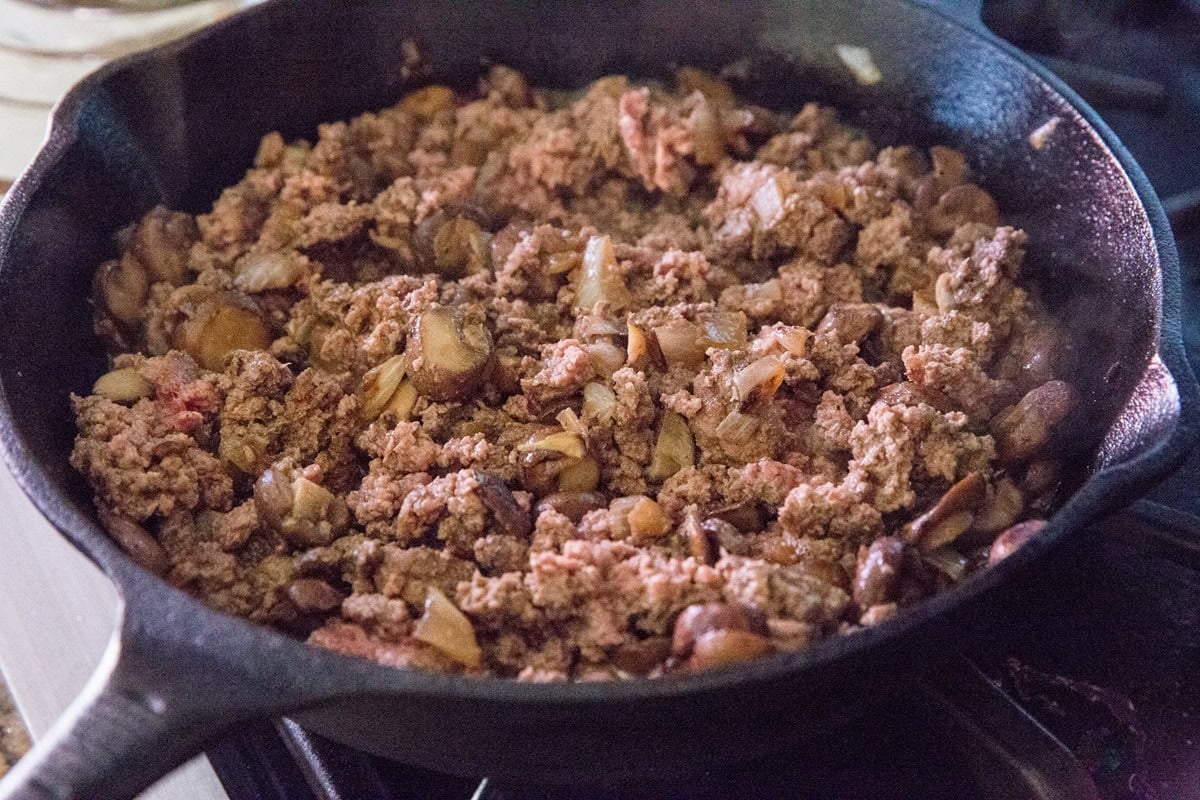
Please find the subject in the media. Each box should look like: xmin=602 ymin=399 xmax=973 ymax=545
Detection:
xmin=358 ymin=355 xmax=407 ymax=420
xmin=575 ymin=235 xmax=630 ymax=312
xmin=773 ymin=327 xmax=810 ymax=356
xmin=383 ymin=379 xmax=419 ymax=421
xmin=234 ymin=251 xmax=307 ymax=293
xmin=583 ymin=382 xmax=617 ymax=423
xmin=556 ymin=407 xmax=582 ymax=435
xmin=715 ymin=409 xmax=761 ymax=442
xmin=689 ymin=96 xmax=726 ymax=166
xmin=751 ymin=175 xmax=786 ymax=225
xmin=626 ymin=322 xmax=664 ymax=370
xmin=626 ymin=496 xmax=671 ymax=540
xmin=675 ymin=66 xmax=736 ymax=107
xmin=834 ymin=44 xmax=883 ymax=86
xmin=700 ymin=311 xmax=747 ymax=350
xmin=653 ymin=319 xmax=707 ymax=368
xmin=733 ymin=355 xmax=785 ymax=406
xmin=413 ymin=587 xmax=482 ymax=668
xmin=647 ymin=410 xmax=695 ymax=481
xmin=399 ymin=85 xmax=457 ymax=119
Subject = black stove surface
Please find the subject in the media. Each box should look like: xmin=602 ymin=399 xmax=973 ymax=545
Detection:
xmin=205 ymin=3 xmax=1200 ymax=798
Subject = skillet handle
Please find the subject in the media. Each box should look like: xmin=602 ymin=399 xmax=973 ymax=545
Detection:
xmin=0 ymin=636 xmax=237 ymax=800
xmin=0 ymin=582 xmax=343 ymax=800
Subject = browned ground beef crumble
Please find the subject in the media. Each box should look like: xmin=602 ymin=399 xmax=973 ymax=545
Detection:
xmin=73 ymin=65 xmax=1074 ymax=680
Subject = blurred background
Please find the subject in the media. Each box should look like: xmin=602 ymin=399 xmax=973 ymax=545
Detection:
xmin=0 ymin=0 xmax=255 ymax=182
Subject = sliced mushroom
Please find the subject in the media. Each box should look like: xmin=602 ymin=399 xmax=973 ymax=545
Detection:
xmin=988 ymin=519 xmax=1047 ymax=566
xmin=254 ymin=465 xmax=349 ymax=547
xmin=993 ymin=381 xmax=1076 ymax=464
xmin=687 ymin=629 xmax=773 ymax=671
xmin=927 ymin=184 xmax=1000 ymax=236
xmin=92 ymin=368 xmax=153 ymax=404
xmin=475 ymin=471 xmax=532 ymax=538
xmin=518 ymin=429 xmax=597 ymax=495
xmin=97 ymin=509 xmax=168 ymax=576
xmin=287 ymin=578 xmax=345 ymax=614
xmin=877 ymin=381 xmax=952 ymax=412
xmin=816 ymin=303 xmax=882 ymax=345
xmin=672 ymin=602 xmax=768 ymax=659
xmin=414 ymin=212 xmax=490 ymax=277
xmin=129 ymin=206 xmax=198 ymax=286
xmin=172 ymin=290 xmax=272 ymax=372
xmin=972 ymin=478 xmax=1024 ymax=536
xmin=94 ymin=256 xmax=149 ymax=327
xmin=853 ymin=537 xmax=904 ymax=607
xmin=535 ymin=491 xmax=608 ymax=523
xmin=404 ymin=304 xmax=494 ymax=401
xmin=611 ymin=637 xmax=673 ymax=675
xmin=358 ymin=355 xmax=408 ymax=420
xmin=903 ymin=473 xmax=986 ymax=551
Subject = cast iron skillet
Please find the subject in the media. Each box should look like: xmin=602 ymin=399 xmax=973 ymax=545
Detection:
xmin=0 ymin=0 xmax=1195 ymax=797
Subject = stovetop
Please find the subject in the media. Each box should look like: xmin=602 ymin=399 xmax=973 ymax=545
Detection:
xmin=203 ymin=3 xmax=1200 ymax=799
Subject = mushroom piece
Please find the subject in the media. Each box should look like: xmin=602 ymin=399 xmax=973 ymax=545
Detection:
xmin=414 ymin=211 xmax=490 ymax=277
xmin=404 ymin=304 xmax=494 ymax=401
xmin=172 ymin=290 xmax=272 ymax=372
xmin=672 ymin=602 xmax=769 ymax=660
xmin=254 ymin=465 xmax=350 ymax=548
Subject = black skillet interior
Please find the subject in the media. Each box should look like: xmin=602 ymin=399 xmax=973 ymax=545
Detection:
xmin=0 ymin=0 xmax=1194 ymax=793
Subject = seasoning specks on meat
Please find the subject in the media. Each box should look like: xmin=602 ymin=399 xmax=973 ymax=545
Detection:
xmin=73 ymin=66 xmax=1071 ymax=679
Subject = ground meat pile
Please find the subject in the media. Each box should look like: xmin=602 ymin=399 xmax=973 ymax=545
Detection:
xmin=72 ymin=65 xmax=1076 ymax=680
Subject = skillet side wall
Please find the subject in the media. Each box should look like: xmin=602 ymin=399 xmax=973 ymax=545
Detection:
xmin=0 ymin=0 xmax=1171 ymax=782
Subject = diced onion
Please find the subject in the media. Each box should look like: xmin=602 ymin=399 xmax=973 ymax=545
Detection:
xmin=653 ymin=320 xmax=707 ymax=368
xmin=751 ymin=177 xmax=786 ymax=225
xmin=774 ymin=327 xmax=810 ymax=356
xmin=627 ymin=497 xmax=671 ymax=540
xmin=733 ymin=356 xmax=785 ymax=405
xmin=575 ymin=235 xmax=630 ymax=312
xmin=583 ymin=382 xmax=617 ymax=423
xmin=648 ymin=410 xmax=695 ymax=481
xmin=556 ymin=407 xmax=582 ymax=435
xmin=558 ymin=455 xmax=600 ymax=492
xmin=701 ymin=312 xmax=747 ymax=350
xmin=413 ymin=587 xmax=482 ymax=668
xmin=716 ymin=409 xmax=761 ymax=442
xmin=358 ymin=355 xmax=408 ymax=420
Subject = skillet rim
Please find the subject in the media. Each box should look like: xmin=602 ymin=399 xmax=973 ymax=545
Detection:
xmin=0 ymin=0 xmax=1194 ymax=708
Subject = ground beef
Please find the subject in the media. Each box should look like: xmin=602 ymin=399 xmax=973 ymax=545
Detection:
xmin=74 ymin=66 xmax=1070 ymax=680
